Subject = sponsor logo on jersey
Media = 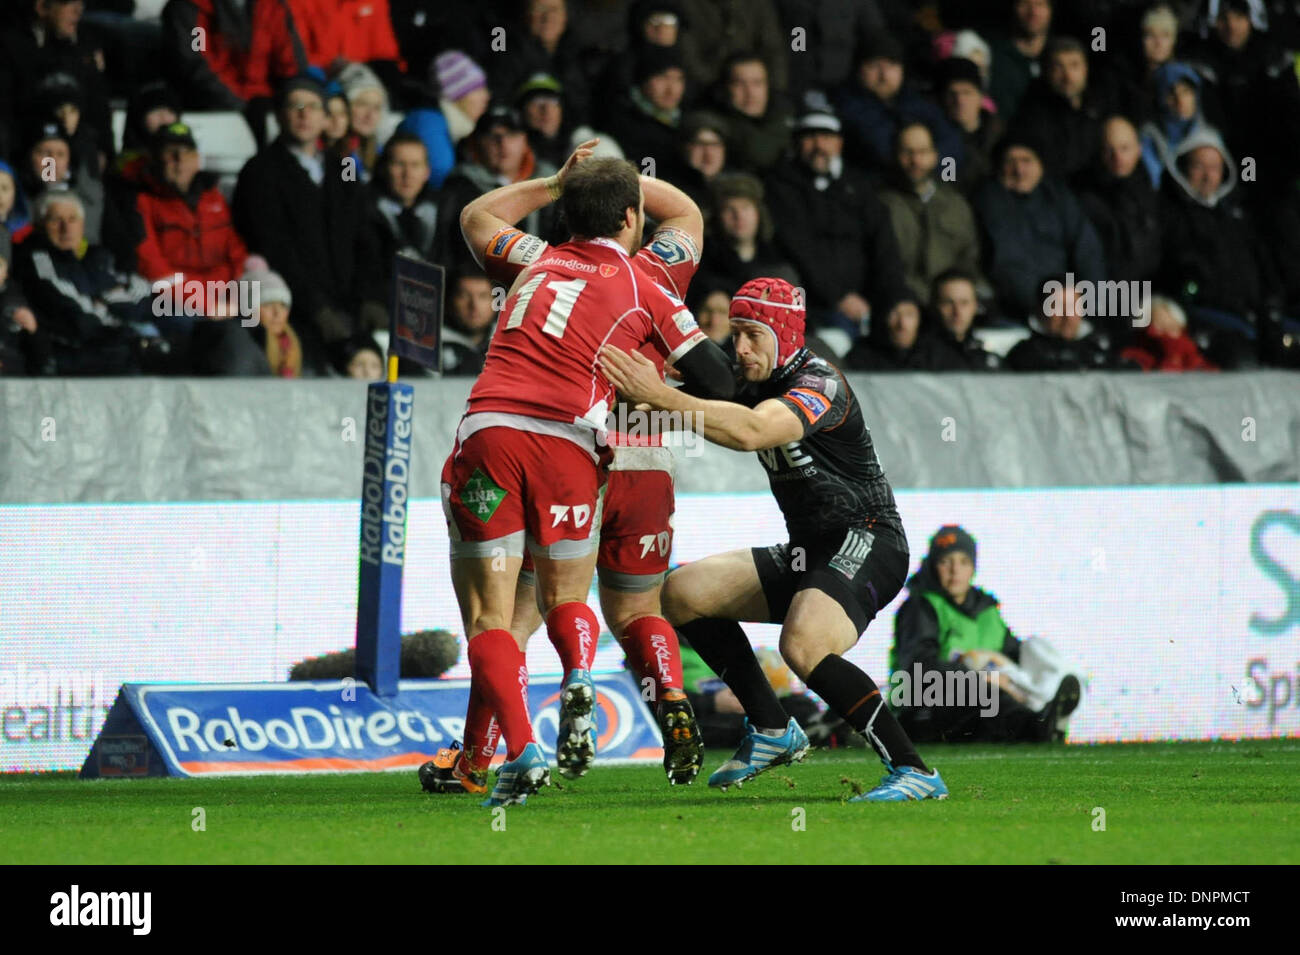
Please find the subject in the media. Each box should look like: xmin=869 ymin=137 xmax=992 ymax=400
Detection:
xmin=672 ymin=309 xmax=699 ymax=334
xmin=539 ymin=256 xmax=598 ymax=274
xmin=599 ymin=263 xmax=619 ymax=278
xmin=786 ymin=388 xmax=829 ymax=423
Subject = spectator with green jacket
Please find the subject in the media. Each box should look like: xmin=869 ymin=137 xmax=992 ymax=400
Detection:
xmin=890 ymin=525 xmax=1076 ymax=742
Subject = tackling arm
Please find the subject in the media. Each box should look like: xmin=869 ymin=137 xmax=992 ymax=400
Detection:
xmin=599 ymin=346 xmax=802 ymax=452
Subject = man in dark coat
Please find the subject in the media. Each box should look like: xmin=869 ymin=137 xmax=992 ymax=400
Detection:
xmin=764 ymin=104 xmax=908 ymax=338
xmin=971 ymin=129 xmax=1106 ymax=319
xmin=232 ymin=75 xmax=387 ymax=363
xmin=1074 ymin=116 xmax=1163 ymax=284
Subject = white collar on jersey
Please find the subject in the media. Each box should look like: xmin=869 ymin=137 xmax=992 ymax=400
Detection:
xmin=582 ymin=236 xmax=632 ymax=258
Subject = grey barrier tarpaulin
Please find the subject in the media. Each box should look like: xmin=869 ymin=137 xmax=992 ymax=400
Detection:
xmin=1 ymin=373 xmax=1297 ymax=503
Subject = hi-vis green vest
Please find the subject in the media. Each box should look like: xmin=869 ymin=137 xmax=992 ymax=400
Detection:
xmin=890 ymin=591 xmax=1008 ymax=671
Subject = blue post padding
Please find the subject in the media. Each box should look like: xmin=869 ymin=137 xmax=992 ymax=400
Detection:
xmin=355 ymin=381 xmax=415 ymax=697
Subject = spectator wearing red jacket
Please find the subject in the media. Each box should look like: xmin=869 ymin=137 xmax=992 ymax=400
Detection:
xmin=1120 ymin=295 xmax=1218 ymax=371
xmin=161 ymin=0 xmax=259 ymax=107
xmin=244 ymin=0 xmax=341 ymax=101
xmin=118 ymin=122 xmax=248 ymax=288
xmin=335 ymin=0 xmax=404 ymax=90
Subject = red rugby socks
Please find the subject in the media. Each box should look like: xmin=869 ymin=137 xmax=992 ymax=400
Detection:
xmin=620 ymin=615 xmax=684 ymax=699
xmin=545 ymin=601 xmax=600 ymax=672
xmin=466 ymin=629 xmax=534 ymax=760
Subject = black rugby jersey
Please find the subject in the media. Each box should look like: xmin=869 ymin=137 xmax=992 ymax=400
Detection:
xmin=737 ymin=349 xmax=907 ymax=549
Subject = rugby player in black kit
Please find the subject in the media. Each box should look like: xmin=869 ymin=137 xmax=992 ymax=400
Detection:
xmin=599 ymin=277 xmax=947 ymax=801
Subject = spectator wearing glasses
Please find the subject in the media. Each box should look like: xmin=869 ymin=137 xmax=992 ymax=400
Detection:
xmin=232 ymin=74 xmax=387 ymax=371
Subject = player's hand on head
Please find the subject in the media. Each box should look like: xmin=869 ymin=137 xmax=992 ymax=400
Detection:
xmin=558 ymin=138 xmax=600 ymax=185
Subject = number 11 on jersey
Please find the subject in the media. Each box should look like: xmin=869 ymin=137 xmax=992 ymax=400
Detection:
xmin=505 ymin=272 xmax=588 ymax=339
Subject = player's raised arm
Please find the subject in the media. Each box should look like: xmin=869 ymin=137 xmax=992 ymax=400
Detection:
xmin=639 ymin=174 xmax=704 ymax=253
xmin=459 ymin=138 xmax=600 ymax=269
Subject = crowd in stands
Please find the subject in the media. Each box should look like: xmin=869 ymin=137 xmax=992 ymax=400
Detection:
xmin=2 ymin=0 xmax=1299 ymax=377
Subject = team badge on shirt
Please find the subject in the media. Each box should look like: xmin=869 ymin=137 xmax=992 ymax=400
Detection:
xmin=786 ymin=388 xmax=829 ymax=424
xmin=599 ymin=263 xmax=619 ymax=278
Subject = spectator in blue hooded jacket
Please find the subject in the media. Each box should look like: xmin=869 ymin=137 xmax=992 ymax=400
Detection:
xmin=1138 ymin=61 xmax=1212 ymax=187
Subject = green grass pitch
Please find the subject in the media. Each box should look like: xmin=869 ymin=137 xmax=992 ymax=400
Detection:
xmin=3 ymin=741 xmax=1297 ymax=864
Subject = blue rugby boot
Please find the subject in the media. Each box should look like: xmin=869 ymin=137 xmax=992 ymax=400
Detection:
xmin=850 ymin=763 xmax=949 ymax=802
xmin=708 ymin=717 xmax=810 ymax=791
xmin=481 ymin=742 xmax=551 ymax=807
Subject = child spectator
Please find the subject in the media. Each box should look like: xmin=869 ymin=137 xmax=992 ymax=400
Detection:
xmin=243 ymin=264 xmax=301 ymax=377
xmin=1120 ymin=295 xmax=1217 ymax=371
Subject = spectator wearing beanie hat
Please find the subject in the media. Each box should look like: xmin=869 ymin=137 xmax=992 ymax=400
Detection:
xmin=599 ymin=0 xmax=689 ymax=120
xmin=334 ymin=331 xmax=385 ymax=379
xmin=394 ymin=50 xmax=487 ymax=190
xmin=244 ymin=264 xmax=303 ymax=377
xmin=117 ymin=81 xmax=183 ymax=170
xmin=937 ymin=55 xmax=1006 ymax=195
xmin=20 ymin=119 xmax=108 ymax=247
xmin=433 ymin=104 xmax=561 ymax=274
xmin=696 ymin=172 xmax=800 ymax=296
xmin=337 ymin=62 xmax=389 ymax=182
xmin=890 ymin=525 xmax=1068 ymax=744
xmin=514 ymin=72 xmax=618 ymax=170
xmin=28 ymin=71 xmax=106 ymax=181
xmin=606 ymin=45 xmax=688 ymax=169
xmin=434 ymin=50 xmax=491 ymax=143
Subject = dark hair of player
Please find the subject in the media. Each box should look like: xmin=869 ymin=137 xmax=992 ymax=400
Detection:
xmin=559 ymin=158 xmax=642 ymax=239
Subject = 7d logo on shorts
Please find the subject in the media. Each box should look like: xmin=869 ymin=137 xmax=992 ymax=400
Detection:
xmin=461 ymin=469 xmax=507 ymax=523
xmin=550 ymin=504 xmax=592 ymax=527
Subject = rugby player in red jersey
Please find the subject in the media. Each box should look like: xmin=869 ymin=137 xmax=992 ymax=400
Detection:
xmin=438 ymin=143 xmax=733 ymax=806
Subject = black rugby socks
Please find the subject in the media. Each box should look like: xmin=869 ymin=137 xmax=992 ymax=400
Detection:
xmin=677 ymin=619 xmax=790 ymax=731
xmin=805 ymin=654 xmax=929 ymax=773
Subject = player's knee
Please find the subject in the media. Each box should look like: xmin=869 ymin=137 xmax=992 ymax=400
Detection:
xmin=660 ymin=574 xmax=698 ymax=626
xmin=779 ymin=634 xmax=830 ymax=681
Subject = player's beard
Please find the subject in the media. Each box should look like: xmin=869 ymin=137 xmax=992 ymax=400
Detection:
xmin=632 ymin=209 xmax=645 ymax=251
